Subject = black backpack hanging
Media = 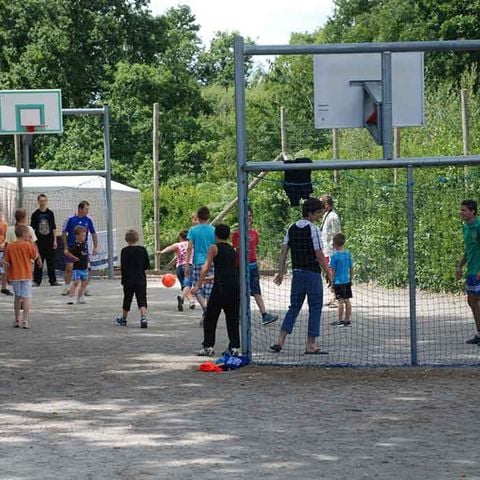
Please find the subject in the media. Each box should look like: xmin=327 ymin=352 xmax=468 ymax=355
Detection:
xmin=283 ymin=157 xmax=313 ymax=206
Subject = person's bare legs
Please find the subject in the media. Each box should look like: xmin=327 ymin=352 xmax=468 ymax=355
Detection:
xmin=254 ymin=294 xmax=267 ymax=315
xmin=196 ymin=293 xmax=207 ymax=312
xmin=467 ymin=294 xmax=480 ymax=332
xmin=68 ymin=280 xmax=79 ymax=302
xmin=64 ymin=263 xmax=73 ymax=285
xmin=22 ymin=297 xmax=31 ymax=328
xmin=274 ymin=329 xmax=288 ymax=347
xmin=345 ymin=299 xmax=352 ymax=322
xmin=306 ymin=335 xmax=318 ymax=352
xmin=183 ymin=286 xmax=196 ymax=304
xmin=77 ymin=279 xmax=88 ymax=299
xmin=338 ymin=302 xmax=344 ymax=322
xmin=13 ymin=296 xmax=22 ymax=326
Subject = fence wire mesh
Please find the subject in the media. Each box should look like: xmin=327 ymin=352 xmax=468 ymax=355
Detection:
xmin=246 ymin=166 xmax=480 ymax=366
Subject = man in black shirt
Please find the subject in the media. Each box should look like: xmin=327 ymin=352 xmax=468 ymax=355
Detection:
xmin=30 ymin=193 xmax=58 ymax=286
xmin=193 ymin=224 xmax=240 ymax=357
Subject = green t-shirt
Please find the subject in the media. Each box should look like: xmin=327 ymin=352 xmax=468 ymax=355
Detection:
xmin=463 ymin=217 xmax=480 ymax=275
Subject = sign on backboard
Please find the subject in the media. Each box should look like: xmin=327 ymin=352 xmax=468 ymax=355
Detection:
xmin=0 ymin=89 xmax=63 ymax=135
xmin=313 ymin=53 xmax=424 ymax=129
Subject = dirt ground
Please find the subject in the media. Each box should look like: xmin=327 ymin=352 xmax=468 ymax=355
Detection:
xmin=0 ymin=277 xmax=479 ymax=480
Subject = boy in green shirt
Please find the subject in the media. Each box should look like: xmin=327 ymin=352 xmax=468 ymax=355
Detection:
xmin=456 ymin=199 xmax=480 ymax=344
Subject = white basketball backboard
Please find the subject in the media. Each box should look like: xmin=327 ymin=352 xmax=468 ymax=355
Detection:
xmin=313 ymin=53 xmax=424 ymax=129
xmin=0 ymin=89 xmax=63 ymax=135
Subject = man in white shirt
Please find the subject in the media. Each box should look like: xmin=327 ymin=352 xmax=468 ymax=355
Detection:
xmin=320 ymin=194 xmax=341 ymax=308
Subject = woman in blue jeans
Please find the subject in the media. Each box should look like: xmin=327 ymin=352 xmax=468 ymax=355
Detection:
xmin=271 ymin=198 xmax=332 ymax=354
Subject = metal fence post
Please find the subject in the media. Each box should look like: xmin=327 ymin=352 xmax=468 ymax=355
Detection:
xmin=103 ymin=104 xmax=114 ymax=280
xmin=407 ymin=165 xmax=418 ymax=365
xmin=234 ymin=36 xmax=251 ymax=356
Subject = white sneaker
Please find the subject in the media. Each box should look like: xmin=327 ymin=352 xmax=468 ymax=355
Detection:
xmin=84 ymin=288 xmax=92 ymax=296
xmin=197 ymin=347 xmax=214 ymax=357
xmin=62 ymin=286 xmax=70 ymax=296
xmin=77 ymin=296 xmax=86 ymax=304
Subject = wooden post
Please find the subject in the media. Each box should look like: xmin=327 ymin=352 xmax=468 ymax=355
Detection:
xmin=14 ymin=135 xmax=23 ymax=207
xmin=153 ymin=103 xmax=161 ymax=271
xmin=280 ymin=106 xmax=290 ymax=159
xmin=393 ymin=127 xmax=400 ymax=185
xmin=461 ymin=89 xmax=470 ymax=182
xmin=332 ymin=128 xmax=339 ymax=183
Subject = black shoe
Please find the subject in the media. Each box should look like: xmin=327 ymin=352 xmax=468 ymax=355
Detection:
xmin=50 ymin=282 xmax=61 ymax=286
xmin=261 ymin=313 xmax=278 ymax=325
xmin=1 ymin=288 xmax=13 ymax=296
xmin=177 ymin=295 xmax=184 ymax=312
xmin=466 ymin=334 xmax=480 ymax=344
xmin=140 ymin=317 xmax=148 ymax=329
xmin=115 ymin=316 xmax=127 ymax=326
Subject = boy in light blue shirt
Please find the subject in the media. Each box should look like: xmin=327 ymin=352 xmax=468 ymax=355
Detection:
xmin=329 ymin=232 xmax=353 ymax=327
xmin=186 ymin=206 xmax=215 ymax=317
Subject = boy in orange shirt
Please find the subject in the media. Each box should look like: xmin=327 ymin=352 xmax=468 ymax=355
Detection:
xmin=3 ymin=225 xmax=38 ymax=329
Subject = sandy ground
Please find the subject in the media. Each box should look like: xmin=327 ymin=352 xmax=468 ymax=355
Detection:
xmin=0 ymin=277 xmax=479 ymax=480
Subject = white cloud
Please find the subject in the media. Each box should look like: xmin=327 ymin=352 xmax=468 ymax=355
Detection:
xmin=148 ymin=0 xmax=334 ymax=46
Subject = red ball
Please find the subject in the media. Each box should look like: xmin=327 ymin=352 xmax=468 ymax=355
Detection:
xmin=162 ymin=273 xmax=176 ymax=288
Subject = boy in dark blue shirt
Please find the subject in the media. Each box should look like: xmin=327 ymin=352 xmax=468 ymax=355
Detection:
xmin=65 ymin=226 xmax=89 ymax=305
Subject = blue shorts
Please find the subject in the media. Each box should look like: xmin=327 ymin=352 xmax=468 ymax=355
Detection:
xmin=72 ymin=269 xmax=89 ymax=281
xmin=466 ymin=274 xmax=480 ymax=295
xmin=11 ymin=280 xmax=33 ymax=298
xmin=249 ymin=262 xmax=261 ymax=296
xmin=0 ymin=251 xmax=4 ymax=274
xmin=176 ymin=264 xmax=193 ymax=290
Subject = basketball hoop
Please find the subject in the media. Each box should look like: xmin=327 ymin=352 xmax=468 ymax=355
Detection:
xmin=25 ymin=125 xmax=36 ymax=133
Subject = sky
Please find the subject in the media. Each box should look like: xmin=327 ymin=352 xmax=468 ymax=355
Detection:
xmin=149 ymin=0 xmax=335 ymax=47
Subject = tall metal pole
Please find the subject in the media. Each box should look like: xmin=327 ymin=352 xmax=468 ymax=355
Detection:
xmin=153 ymin=103 xmax=161 ymax=271
xmin=103 ymin=105 xmax=114 ymax=279
xmin=14 ymin=135 xmax=23 ymax=207
xmin=393 ymin=127 xmax=400 ymax=184
xmin=280 ymin=106 xmax=288 ymax=157
xmin=234 ymin=36 xmax=251 ymax=356
xmin=406 ymin=165 xmax=417 ymax=365
xmin=461 ymin=89 xmax=470 ymax=182
xmin=20 ymin=133 xmax=33 ymax=208
xmin=381 ymin=51 xmax=393 ymax=160
xmin=332 ymin=128 xmax=339 ymax=183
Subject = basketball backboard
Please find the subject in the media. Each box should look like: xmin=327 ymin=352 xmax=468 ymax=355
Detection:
xmin=0 ymin=89 xmax=63 ymax=135
xmin=313 ymin=52 xmax=424 ymax=129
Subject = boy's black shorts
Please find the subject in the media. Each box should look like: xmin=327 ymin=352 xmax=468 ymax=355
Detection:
xmin=333 ymin=282 xmax=352 ymax=300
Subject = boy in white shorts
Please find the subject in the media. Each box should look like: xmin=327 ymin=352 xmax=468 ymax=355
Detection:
xmin=2 ymin=225 xmax=39 ymax=328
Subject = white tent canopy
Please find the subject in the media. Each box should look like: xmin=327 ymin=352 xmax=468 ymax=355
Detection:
xmin=0 ymin=166 xmax=143 ymax=268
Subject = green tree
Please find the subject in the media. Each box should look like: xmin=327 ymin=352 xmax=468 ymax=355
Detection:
xmin=197 ymin=31 xmax=254 ymax=88
xmin=324 ymin=0 xmax=480 ymax=83
xmin=0 ymin=0 xmax=167 ymax=107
